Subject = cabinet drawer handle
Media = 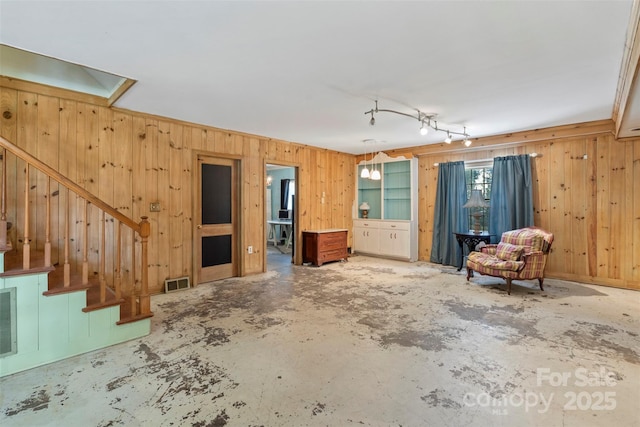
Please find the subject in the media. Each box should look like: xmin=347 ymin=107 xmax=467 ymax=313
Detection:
xmin=390 ymin=225 xmax=396 ymax=228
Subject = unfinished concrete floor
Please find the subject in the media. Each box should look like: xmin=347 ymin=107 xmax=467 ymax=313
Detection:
xmin=1 ymin=250 xmax=639 ymax=426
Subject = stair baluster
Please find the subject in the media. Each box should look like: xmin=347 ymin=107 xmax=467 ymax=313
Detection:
xmin=82 ymin=200 xmax=89 ymax=285
xmin=1 ymin=148 xmax=7 ymax=249
xmin=23 ymin=165 xmax=30 ymax=270
xmin=114 ymin=221 xmax=122 ymax=300
xmin=99 ymin=210 xmax=106 ymax=304
xmin=63 ymin=187 xmax=70 ymax=287
xmin=44 ymin=177 xmax=51 ymax=267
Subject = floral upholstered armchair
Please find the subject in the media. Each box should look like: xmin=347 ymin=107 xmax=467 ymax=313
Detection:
xmin=466 ymin=227 xmax=554 ymax=295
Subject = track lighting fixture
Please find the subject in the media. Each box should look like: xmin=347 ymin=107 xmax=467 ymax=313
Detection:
xmin=364 ymin=100 xmax=471 ymax=146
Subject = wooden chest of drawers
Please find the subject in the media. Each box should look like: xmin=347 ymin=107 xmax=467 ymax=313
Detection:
xmin=302 ymin=229 xmax=348 ymax=266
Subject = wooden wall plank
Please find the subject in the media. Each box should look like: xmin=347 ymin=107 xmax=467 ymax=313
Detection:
xmin=156 ymin=121 xmax=171 ymax=286
xmin=17 ymin=92 xmax=37 ymax=253
xmin=144 ymin=118 xmax=159 ymax=293
xmin=570 ymin=138 xmax=588 ymax=276
xmin=113 ymin=112 xmax=133 ymax=286
xmin=608 ymin=139 xmax=626 ymax=280
xmin=0 ymin=88 xmax=18 ymax=250
xmin=546 ymin=140 xmax=566 ymax=273
xmin=83 ymin=106 xmax=100 ymax=279
xmin=98 ymin=107 xmax=115 ymax=280
xmin=58 ymin=100 xmax=77 ymax=273
xmin=168 ymin=123 xmax=184 ymax=280
xmin=631 ymin=140 xmax=640 ymax=286
xmin=182 ymin=128 xmax=195 ymax=276
xmin=131 ymin=116 xmax=147 ymax=291
xmin=595 ymin=136 xmax=611 ymax=279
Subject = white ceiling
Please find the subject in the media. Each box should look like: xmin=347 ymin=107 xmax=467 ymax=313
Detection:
xmin=0 ymin=0 xmax=634 ymax=154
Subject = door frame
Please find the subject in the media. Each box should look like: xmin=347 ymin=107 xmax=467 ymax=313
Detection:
xmin=193 ymin=151 xmax=242 ymax=286
xmin=264 ymin=162 xmax=301 ymax=269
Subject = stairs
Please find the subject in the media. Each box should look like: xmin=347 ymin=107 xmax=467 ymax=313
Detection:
xmin=0 ymin=136 xmax=153 ymax=377
xmin=0 ymin=241 xmax=152 ymax=378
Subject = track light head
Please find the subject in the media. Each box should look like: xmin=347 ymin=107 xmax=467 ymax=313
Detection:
xmin=464 ymin=138 xmax=472 ymax=147
xmin=369 ymin=114 xmax=375 ymax=126
xmin=420 ymin=122 xmax=428 ymax=136
xmin=444 ymin=133 xmax=452 ymax=144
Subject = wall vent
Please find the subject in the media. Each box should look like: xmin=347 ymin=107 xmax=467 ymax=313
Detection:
xmin=0 ymin=287 xmax=17 ymax=357
xmin=164 ymin=276 xmax=190 ymax=293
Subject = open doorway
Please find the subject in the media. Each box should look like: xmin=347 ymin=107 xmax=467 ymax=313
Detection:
xmin=266 ymin=164 xmax=296 ymax=271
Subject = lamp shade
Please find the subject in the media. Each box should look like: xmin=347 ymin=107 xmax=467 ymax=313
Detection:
xmin=462 ymin=190 xmax=489 ymax=208
xmin=359 ymin=202 xmax=370 ymax=210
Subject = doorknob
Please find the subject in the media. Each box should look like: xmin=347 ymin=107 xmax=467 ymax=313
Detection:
xmin=197 ymin=225 xmax=202 ymax=229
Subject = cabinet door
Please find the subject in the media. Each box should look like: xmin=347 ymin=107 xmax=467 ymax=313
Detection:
xmin=354 ymin=226 xmax=379 ymax=254
xmin=357 ymin=165 xmax=382 ymax=219
xmin=383 ymin=160 xmax=411 ymax=220
xmin=379 ymin=223 xmax=410 ymax=259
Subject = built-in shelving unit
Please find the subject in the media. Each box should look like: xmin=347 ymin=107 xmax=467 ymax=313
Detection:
xmin=354 ymin=152 xmax=418 ymax=261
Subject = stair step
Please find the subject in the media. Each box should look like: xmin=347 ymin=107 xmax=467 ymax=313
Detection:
xmin=3 ymin=248 xmax=149 ymax=324
xmin=82 ymin=283 xmax=124 ymax=312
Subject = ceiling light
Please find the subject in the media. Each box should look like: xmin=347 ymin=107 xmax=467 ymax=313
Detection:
xmin=462 ymin=127 xmax=472 ymax=146
xmin=364 ymin=100 xmax=470 ymax=145
xmin=361 ymin=141 xmax=370 ymax=177
xmin=370 ymin=169 xmax=381 ymax=180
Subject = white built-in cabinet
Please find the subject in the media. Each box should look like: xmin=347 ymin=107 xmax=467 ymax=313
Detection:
xmin=353 ymin=153 xmax=418 ymax=261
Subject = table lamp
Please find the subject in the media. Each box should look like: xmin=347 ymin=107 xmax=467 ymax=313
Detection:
xmin=359 ymin=202 xmax=370 ymax=219
xmin=462 ymin=190 xmax=489 ymax=234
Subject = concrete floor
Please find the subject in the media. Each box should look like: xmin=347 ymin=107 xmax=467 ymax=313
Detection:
xmin=1 ymin=249 xmax=639 ymax=426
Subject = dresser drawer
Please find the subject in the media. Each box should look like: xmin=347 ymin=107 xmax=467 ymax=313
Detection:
xmin=379 ymin=221 xmax=410 ymax=231
xmin=318 ymin=248 xmax=348 ymax=263
xmin=318 ymin=233 xmax=346 ymax=249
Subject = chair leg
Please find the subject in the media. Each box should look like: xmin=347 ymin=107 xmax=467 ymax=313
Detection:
xmin=466 ymin=267 xmax=472 ymax=281
xmin=506 ymin=278 xmax=512 ymax=295
xmin=538 ymin=278 xmax=544 ymax=291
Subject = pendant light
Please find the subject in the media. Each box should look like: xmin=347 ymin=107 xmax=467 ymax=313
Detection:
xmin=360 ymin=142 xmax=370 ymax=178
xmin=370 ymin=152 xmax=381 ymax=180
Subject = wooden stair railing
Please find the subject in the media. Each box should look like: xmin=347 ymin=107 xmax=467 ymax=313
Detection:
xmin=0 ymin=135 xmax=152 ymax=323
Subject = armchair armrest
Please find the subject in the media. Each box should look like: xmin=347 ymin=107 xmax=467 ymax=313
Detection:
xmin=518 ymin=251 xmax=547 ymax=278
xmin=481 ymin=244 xmax=498 ymax=256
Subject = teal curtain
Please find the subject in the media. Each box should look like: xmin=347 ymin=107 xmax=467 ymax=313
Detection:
xmin=430 ymin=161 xmax=467 ymax=266
xmin=489 ymin=155 xmax=534 ymax=242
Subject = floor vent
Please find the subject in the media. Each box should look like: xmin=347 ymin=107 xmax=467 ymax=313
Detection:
xmin=0 ymin=287 xmax=17 ymax=357
xmin=164 ymin=276 xmax=190 ymax=293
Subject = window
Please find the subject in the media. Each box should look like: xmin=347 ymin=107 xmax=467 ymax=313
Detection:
xmin=464 ymin=164 xmax=492 ymax=232
xmin=286 ymin=180 xmax=295 ymax=210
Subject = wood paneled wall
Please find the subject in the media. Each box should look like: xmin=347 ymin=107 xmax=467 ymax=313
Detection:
xmin=0 ymin=87 xmax=355 ymax=294
xmin=2 ymin=84 xmax=638 ymax=292
xmin=382 ymin=122 xmax=640 ymax=290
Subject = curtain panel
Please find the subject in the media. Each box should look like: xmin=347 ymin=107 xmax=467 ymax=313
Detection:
xmin=489 ymin=154 xmax=534 ymax=242
xmin=430 ymin=161 xmax=467 ymax=266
